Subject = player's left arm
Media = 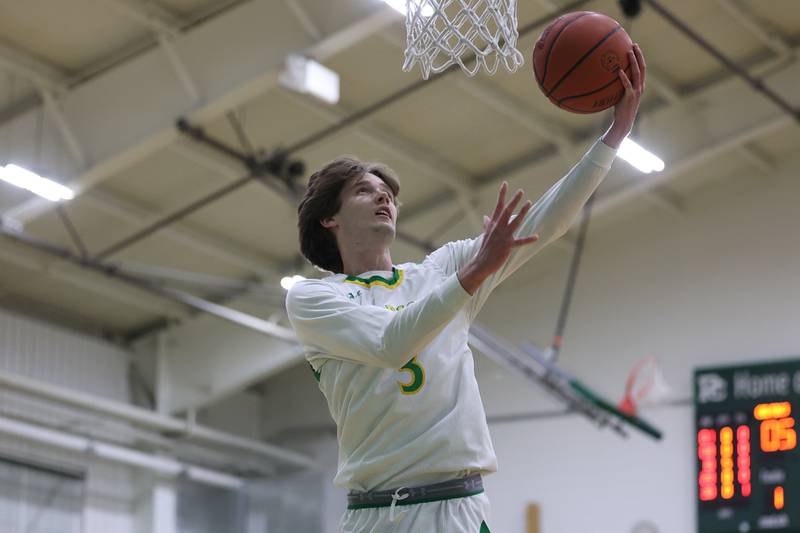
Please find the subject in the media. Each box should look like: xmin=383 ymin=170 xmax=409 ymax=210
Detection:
xmin=433 ymin=44 xmax=646 ymax=319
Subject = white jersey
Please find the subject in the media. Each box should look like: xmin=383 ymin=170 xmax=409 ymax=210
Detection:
xmin=286 ymin=139 xmax=616 ymax=492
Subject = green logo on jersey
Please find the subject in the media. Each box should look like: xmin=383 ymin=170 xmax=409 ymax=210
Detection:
xmin=397 ymin=356 xmax=425 ymax=395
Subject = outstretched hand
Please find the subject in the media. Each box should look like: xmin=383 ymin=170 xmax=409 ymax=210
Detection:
xmin=457 ymin=182 xmax=539 ymax=295
xmin=603 ymin=43 xmax=647 ymax=149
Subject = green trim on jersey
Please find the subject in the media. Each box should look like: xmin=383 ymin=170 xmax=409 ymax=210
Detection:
xmin=480 ymin=520 xmax=491 ymax=533
xmin=346 ymin=488 xmax=484 ymax=510
xmin=344 ymin=268 xmax=404 ymax=289
xmin=309 ymin=363 xmax=321 ymax=383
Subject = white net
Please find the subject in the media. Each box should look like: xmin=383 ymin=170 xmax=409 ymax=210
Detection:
xmin=402 ymin=0 xmax=525 ymax=79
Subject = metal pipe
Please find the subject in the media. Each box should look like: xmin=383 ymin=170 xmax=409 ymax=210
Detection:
xmin=55 ymin=205 xmax=89 ymax=259
xmin=0 ymin=369 xmax=315 ymax=468
xmin=92 ymin=172 xmax=256 ymax=261
xmin=643 ymin=0 xmax=800 ymax=123
xmin=0 ymin=415 xmax=243 ymax=489
xmin=177 ymin=118 xmax=252 ymax=165
xmin=1 ymin=222 xmax=298 ymax=341
xmin=548 ymin=193 xmax=595 ymax=361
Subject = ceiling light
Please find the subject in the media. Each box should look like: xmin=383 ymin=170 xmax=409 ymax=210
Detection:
xmin=0 ymin=164 xmax=74 ymax=201
xmin=280 ymin=55 xmax=340 ymax=105
xmin=383 ymin=0 xmax=435 ymax=17
xmin=617 ymin=138 xmax=665 ymax=174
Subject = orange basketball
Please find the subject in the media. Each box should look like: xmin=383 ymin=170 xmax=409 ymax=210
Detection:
xmin=533 ymin=11 xmax=633 ymax=114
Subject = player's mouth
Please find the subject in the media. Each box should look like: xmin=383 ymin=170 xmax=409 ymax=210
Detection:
xmin=375 ymin=208 xmax=392 ymax=221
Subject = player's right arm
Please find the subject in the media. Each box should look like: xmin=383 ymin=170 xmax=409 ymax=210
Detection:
xmin=286 ymin=273 xmax=471 ymax=369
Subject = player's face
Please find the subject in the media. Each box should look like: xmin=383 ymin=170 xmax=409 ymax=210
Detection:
xmin=325 ymin=173 xmax=397 ymax=243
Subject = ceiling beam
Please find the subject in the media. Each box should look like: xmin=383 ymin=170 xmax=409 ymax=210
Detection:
xmin=284 ymin=91 xmax=484 ymax=232
xmin=0 ymin=243 xmax=181 ymax=317
xmin=399 ymin=47 xmax=799 ymax=231
xmin=1 ymin=3 xmax=400 ymax=225
xmin=736 ymin=144 xmax=777 ymax=176
xmin=80 ymin=188 xmax=282 ymax=277
xmin=716 ymin=0 xmax=792 ymax=58
xmin=1 ymin=222 xmax=295 ymax=342
xmin=98 ymin=0 xmax=183 ymax=37
xmin=0 ymin=42 xmax=87 ymax=166
xmin=0 ymin=41 xmax=69 ymax=92
xmin=97 ymin=0 xmax=200 ymax=101
xmin=283 ymin=0 xmax=323 ymax=41
xmin=160 ymin=316 xmax=304 ymax=413
xmin=379 ymin=31 xmax=682 ymax=217
xmin=593 ymin=113 xmax=793 ymax=218
xmin=40 ymin=90 xmax=87 ymax=166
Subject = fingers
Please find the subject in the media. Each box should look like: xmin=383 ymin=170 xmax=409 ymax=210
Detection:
xmin=500 ymin=189 xmax=524 ymax=223
xmin=491 ymin=182 xmax=507 ymax=221
xmin=634 ymin=43 xmax=646 ymax=91
xmin=508 ymin=200 xmax=533 ymax=231
xmin=618 ymin=68 xmax=633 ymax=93
xmin=483 ymin=215 xmax=491 ymax=231
xmin=627 ymin=48 xmax=640 ymax=91
xmin=513 ymin=234 xmax=540 ymax=247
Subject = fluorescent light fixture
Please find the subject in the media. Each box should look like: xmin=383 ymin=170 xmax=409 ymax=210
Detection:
xmin=383 ymin=0 xmax=435 ymax=17
xmin=280 ymin=275 xmax=306 ymax=291
xmin=280 ymin=55 xmax=340 ymax=105
xmin=0 ymin=164 xmax=74 ymax=201
xmin=617 ymin=138 xmax=665 ymax=174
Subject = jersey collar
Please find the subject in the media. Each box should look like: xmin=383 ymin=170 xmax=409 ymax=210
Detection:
xmin=344 ymin=267 xmax=404 ymax=289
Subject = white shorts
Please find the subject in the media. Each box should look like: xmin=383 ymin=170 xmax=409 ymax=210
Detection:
xmin=339 ymin=492 xmax=491 ymax=533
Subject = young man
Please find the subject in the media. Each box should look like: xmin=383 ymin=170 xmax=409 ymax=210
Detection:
xmin=287 ymin=46 xmax=646 ymax=532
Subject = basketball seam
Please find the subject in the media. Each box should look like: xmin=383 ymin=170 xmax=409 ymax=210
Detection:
xmin=558 ymin=101 xmax=598 ymax=114
xmin=557 ymin=63 xmax=632 ymax=105
xmin=545 ymin=25 xmax=624 ymax=98
xmin=538 ymin=12 xmax=591 ymax=90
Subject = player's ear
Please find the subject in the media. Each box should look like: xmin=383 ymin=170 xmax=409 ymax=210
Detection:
xmin=320 ymin=216 xmax=338 ymax=230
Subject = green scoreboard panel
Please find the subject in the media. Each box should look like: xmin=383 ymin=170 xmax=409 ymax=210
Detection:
xmin=695 ymin=359 xmax=800 ymax=532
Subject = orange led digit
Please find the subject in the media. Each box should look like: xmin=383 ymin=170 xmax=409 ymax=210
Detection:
xmin=754 ymin=402 xmax=792 ymax=421
xmin=720 ymin=427 xmax=734 ymax=499
xmin=760 ymin=416 xmax=797 ymax=453
xmin=774 ymin=486 xmax=785 ymax=511
xmin=762 ymin=419 xmax=781 ymax=452
xmin=779 ymin=417 xmax=796 ymax=451
xmin=736 ymin=425 xmax=751 ymax=498
xmin=698 ymin=428 xmax=718 ymax=502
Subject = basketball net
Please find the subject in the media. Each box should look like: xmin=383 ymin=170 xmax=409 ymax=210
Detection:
xmin=402 ymin=0 xmax=525 ymax=78
xmin=618 ymin=356 xmax=672 ymax=417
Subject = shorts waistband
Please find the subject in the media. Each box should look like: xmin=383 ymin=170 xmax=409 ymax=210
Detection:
xmin=346 ymin=474 xmax=483 ymax=510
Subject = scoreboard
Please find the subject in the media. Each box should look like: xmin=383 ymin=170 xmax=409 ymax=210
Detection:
xmin=695 ymin=359 xmax=800 ymax=532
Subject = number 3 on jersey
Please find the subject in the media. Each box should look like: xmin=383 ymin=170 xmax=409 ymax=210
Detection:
xmin=398 ymin=357 xmax=425 ymax=394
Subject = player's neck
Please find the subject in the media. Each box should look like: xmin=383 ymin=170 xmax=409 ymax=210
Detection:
xmin=340 ymin=246 xmax=393 ymax=276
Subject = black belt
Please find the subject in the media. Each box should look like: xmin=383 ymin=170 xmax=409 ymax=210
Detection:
xmin=347 ymin=474 xmax=484 ymax=510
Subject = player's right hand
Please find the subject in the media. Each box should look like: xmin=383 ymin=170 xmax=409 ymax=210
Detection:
xmin=457 ymin=182 xmax=539 ymax=294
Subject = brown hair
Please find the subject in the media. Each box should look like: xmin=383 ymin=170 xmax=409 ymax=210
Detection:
xmin=297 ymin=157 xmax=400 ymax=273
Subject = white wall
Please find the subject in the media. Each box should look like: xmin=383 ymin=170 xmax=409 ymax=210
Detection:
xmin=0 ymin=306 xmax=322 ymax=533
xmin=0 ymin=308 xmax=137 ymax=533
xmin=258 ymin=149 xmax=800 ymax=532
xmin=0 ymin=307 xmax=130 ymax=401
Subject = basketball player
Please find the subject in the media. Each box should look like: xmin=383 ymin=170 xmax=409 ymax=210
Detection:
xmin=287 ymin=45 xmax=646 ymax=533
